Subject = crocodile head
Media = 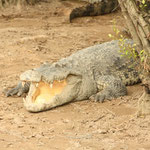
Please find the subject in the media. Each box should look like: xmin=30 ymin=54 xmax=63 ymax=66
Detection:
xmin=20 ymin=64 xmax=97 ymax=112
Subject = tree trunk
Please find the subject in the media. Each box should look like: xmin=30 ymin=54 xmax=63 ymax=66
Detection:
xmin=118 ymin=0 xmax=150 ymax=54
xmin=118 ymin=0 xmax=150 ymax=116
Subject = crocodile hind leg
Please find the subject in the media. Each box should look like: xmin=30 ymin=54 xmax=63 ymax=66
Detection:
xmin=91 ymin=75 xmax=127 ymax=102
xmin=6 ymin=82 xmax=30 ymax=97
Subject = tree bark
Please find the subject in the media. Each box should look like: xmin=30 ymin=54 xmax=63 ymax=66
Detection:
xmin=118 ymin=0 xmax=150 ymax=54
xmin=118 ymin=0 xmax=150 ymax=116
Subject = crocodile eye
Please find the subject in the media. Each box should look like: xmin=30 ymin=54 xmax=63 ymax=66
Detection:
xmin=32 ymin=80 xmax=67 ymax=104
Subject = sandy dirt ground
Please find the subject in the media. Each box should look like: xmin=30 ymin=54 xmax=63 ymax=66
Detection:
xmin=0 ymin=0 xmax=150 ymax=150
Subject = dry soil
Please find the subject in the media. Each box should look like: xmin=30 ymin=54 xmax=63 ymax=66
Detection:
xmin=0 ymin=0 xmax=150 ymax=150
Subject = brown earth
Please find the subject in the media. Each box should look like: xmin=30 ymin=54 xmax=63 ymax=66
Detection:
xmin=0 ymin=0 xmax=150 ymax=150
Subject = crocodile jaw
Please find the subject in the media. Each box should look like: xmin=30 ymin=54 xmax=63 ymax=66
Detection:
xmin=32 ymin=80 xmax=67 ymax=103
xmin=23 ymin=80 xmax=67 ymax=112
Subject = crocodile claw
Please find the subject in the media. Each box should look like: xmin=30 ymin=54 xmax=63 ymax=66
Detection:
xmin=6 ymin=82 xmax=30 ymax=97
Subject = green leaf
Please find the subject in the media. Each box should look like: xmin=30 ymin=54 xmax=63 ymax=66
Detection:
xmin=108 ymin=34 xmax=112 ymax=37
xmin=142 ymin=0 xmax=145 ymax=4
xmin=141 ymin=56 xmax=145 ymax=62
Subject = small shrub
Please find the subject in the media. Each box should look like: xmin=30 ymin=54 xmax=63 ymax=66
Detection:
xmin=109 ymin=20 xmax=150 ymax=72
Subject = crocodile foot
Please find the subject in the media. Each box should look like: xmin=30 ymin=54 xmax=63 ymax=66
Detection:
xmin=6 ymin=82 xmax=29 ymax=97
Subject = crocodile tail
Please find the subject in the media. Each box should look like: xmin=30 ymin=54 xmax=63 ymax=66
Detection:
xmin=116 ymin=62 xmax=141 ymax=86
xmin=120 ymin=69 xmax=141 ymax=86
xmin=114 ymin=59 xmax=141 ymax=86
xmin=69 ymin=0 xmax=119 ymax=22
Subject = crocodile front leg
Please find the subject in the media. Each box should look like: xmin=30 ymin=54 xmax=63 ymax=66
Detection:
xmin=5 ymin=63 xmax=51 ymax=97
xmin=6 ymin=82 xmax=30 ymax=97
xmin=91 ymin=75 xmax=127 ymax=102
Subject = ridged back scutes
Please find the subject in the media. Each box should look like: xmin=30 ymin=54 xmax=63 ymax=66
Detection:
xmin=69 ymin=0 xmax=118 ymax=22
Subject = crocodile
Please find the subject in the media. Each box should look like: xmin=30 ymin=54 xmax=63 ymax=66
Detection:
xmin=70 ymin=0 xmax=119 ymax=22
xmin=6 ymin=40 xmax=140 ymax=112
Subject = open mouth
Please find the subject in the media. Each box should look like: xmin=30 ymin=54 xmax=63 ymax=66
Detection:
xmin=22 ymin=73 xmax=82 ymax=112
xmin=27 ymin=79 xmax=67 ymax=104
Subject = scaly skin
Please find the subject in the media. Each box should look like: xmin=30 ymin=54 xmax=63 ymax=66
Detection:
xmin=6 ymin=40 xmax=140 ymax=112
xmin=70 ymin=0 xmax=119 ymax=22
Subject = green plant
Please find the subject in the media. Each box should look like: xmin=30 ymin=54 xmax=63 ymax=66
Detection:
xmin=139 ymin=0 xmax=147 ymax=8
xmin=108 ymin=20 xmax=150 ymax=72
xmin=136 ymin=0 xmax=150 ymax=12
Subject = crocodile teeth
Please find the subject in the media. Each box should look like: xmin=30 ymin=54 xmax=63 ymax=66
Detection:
xmin=22 ymin=82 xmax=26 ymax=87
xmin=50 ymin=83 xmax=53 ymax=88
xmin=23 ymin=98 xmax=26 ymax=103
xmin=36 ymin=83 xmax=39 ymax=87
